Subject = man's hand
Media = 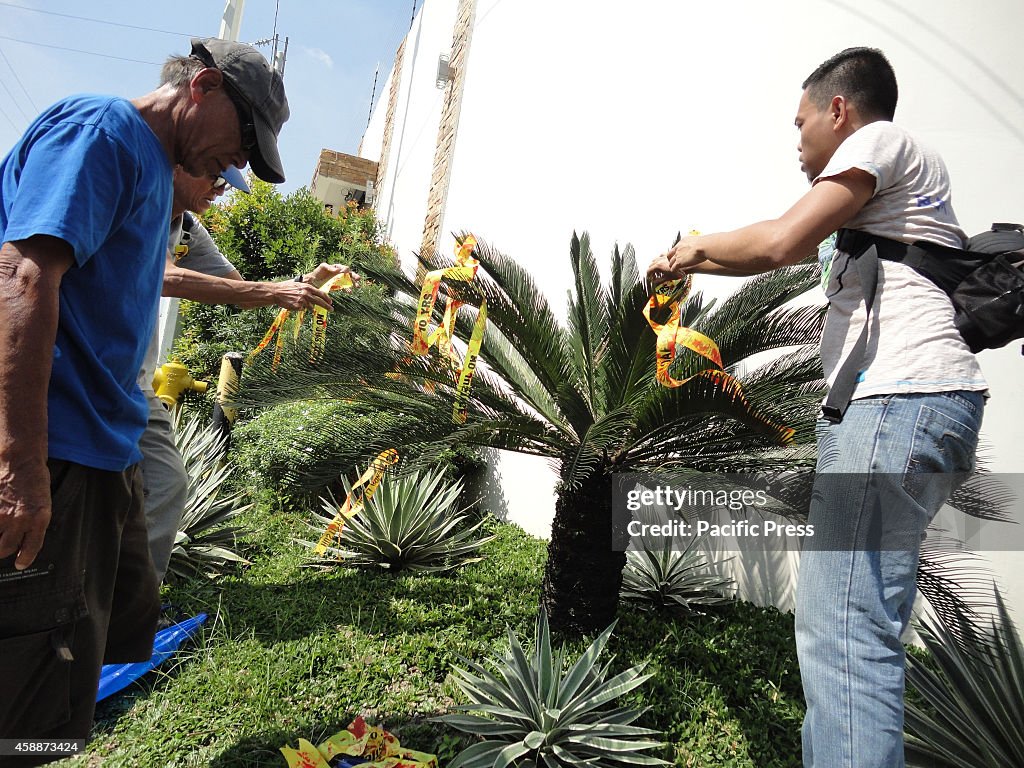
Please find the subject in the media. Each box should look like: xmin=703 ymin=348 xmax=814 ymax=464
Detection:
xmin=306 ymin=262 xmax=361 ymax=290
xmin=269 ymin=280 xmax=335 ymax=311
xmin=0 ymin=460 xmax=51 ymax=569
xmin=646 ymin=235 xmax=706 ymax=284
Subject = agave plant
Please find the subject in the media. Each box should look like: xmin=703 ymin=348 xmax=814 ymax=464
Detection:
xmin=438 ymin=610 xmax=669 ymax=768
xmin=165 ymin=412 xmax=252 ymax=583
xmin=309 ymin=466 xmax=494 ymax=573
xmin=237 ymin=232 xmax=826 ymax=634
xmin=903 ymin=587 xmax=1024 ymax=766
xmin=620 ymin=535 xmax=734 ymax=612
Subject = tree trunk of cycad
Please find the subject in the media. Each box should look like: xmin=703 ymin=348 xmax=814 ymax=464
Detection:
xmin=540 ymin=470 xmax=628 ymax=637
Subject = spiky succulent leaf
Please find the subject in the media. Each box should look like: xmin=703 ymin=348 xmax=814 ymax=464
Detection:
xmin=904 ymin=588 xmax=1024 ymax=766
xmin=620 ymin=534 xmax=734 ymax=612
xmin=307 ymin=465 xmax=494 ymax=573
xmin=437 ymin=610 xmax=669 ymax=767
xmin=165 ymin=413 xmax=251 ymax=583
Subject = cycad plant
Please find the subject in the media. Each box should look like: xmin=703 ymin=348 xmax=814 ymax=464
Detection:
xmin=165 ymin=413 xmax=252 ymax=583
xmin=307 ymin=466 xmax=494 ymax=573
xmin=238 ymin=232 xmax=827 ymax=634
xmin=437 ymin=610 xmax=669 ymax=768
xmin=904 ymin=587 xmax=1024 ymax=766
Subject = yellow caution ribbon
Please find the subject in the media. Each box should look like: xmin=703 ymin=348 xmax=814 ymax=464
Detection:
xmin=249 ymin=307 xmax=291 ymax=369
xmin=412 ymin=234 xmax=478 ymax=356
xmin=282 ymin=717 xmax=438 ymax=768
xmin=310 ymin=273 xmax=354 ymax=362
xmin=453 ymin=299 xmax=486 ymax=423
xmin=313 ymin=448 xmax=399 ymax=555
xmin=410 ymin=234 xmax=488 ymax=422
xmin=644 ymin=248 xmax=794 ymax=445
xmin=643 ymin=275 xmax=724 ymax=386
xmin=249 ymin=273 xmax=354 ymax=369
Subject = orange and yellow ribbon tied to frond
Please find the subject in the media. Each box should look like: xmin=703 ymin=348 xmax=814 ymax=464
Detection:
xmin=410 ymin=234 xmax=487 ymax=424
xmin=281 ymin=716 xmax=437 ymax=768
xmin=312 ymin=448 xmax=399 ymax=556
xmin=249 ymin=272 xmax=355 ymax=369
xmin=643 ymin=266 xmax=794 ymax=446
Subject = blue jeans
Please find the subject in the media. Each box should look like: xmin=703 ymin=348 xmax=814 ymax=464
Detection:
xmin=795 ymin=391 xmax=983 ymax=767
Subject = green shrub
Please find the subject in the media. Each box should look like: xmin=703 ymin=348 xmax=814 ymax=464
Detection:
xmin=170 ymin=181 xmax=397 ymax=383
xmin=229 ymin=400 xmax=395 ymax=504
xmin=229 ymin=400 xmax=489 ymax=510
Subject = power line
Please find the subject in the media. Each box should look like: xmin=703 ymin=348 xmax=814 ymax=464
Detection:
xmin=0 ymin=99 xmax=19 ymax=133
xmin=0 ymin=34 xmax=161 ymax=66
xmin=0 ymin=72 xmax=29 ymax=123
xmin=0 ymin=43 xmax=36 ymax=113
xmin=0 ymin=1 xmax=200 ymax=38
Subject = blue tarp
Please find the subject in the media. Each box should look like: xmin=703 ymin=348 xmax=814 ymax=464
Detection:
xmin=96 ymin=613 xmax=207 ymax=702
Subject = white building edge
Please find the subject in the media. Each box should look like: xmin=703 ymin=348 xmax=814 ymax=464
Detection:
xmin=353 ymin=0 xmax=1023 ymax=624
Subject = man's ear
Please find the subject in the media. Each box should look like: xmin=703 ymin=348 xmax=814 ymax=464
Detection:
xmin=189 ymin=68 xmax=224 ymax=102
xmin=830 ymin=95 xmax=849 ymax=131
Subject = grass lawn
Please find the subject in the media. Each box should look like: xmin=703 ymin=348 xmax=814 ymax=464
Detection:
xmin=64 ymin=503 xmax=805 ymax=767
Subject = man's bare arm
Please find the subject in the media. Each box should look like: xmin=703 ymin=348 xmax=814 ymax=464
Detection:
xmin=162 ymin=257 xmax=357 ymax=310
xmin=647 ymin=170 xmax=876 ymax=280
xmin=0 ymin=236 xmax=74 ymax=569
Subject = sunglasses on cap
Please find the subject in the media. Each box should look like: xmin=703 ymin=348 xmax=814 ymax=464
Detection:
xmin=222 ymin=79 xmax=258 ymax=153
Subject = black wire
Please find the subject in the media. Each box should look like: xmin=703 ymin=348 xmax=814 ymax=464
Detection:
xmin=0 ymin=1 xmax=200 ymax=37
xmin=0 ymin=43 xmax=37 ymax=112
xmin=0 ymin=72 xmax=28 ymax=123
xmin=0 ymin=98 xmax=19 ymax=132
xmin=0 ymin=34 xmax=161 ymax=66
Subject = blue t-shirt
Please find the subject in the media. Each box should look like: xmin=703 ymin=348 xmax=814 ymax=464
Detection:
xmin=0 ymin=95 xmax=173 ymax=471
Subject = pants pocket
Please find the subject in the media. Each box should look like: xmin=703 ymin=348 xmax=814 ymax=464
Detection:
xmin=901 ymin=402 xmax=979 ymax=515
xmin=0 ymin=625 xmax=74 ymax=737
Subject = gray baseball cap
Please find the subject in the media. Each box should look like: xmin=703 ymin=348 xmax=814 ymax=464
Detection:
xmin=191 ymin=37 xmax=290 ymax=183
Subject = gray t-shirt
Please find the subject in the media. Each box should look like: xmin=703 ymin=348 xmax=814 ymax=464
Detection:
xmin=816 ymin=121 xmax=987 ymax=399
xmin=139 ymin=214 xmax=235 ymax=393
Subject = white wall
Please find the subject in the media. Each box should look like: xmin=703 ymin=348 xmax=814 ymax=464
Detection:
xmin=365 ymin=0 xmax=1024 ymax=620
xmin=369 ymin=0 xmax=459 ymax=257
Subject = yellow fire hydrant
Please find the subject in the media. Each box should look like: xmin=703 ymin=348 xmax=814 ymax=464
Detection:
xmin=152 ymin=362 xmax=208 ymax=408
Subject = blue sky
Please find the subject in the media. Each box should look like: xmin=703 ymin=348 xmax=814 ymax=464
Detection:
xmin=0 ymin=0 xmax=413 ymax=193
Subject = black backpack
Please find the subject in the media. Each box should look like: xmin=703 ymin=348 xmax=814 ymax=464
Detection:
xmin=821 ymin=223 xmax=1024 ymax=423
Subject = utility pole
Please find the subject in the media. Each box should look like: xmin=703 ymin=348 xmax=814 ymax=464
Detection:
xmin=274 ymin=36 xmax=289 ymax=75
xmin=219 ymin=0 xmax=247 ymax=41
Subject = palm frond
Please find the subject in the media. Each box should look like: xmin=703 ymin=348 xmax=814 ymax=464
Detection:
xmin=566 ymin=232 xmax=609 ymax=413
xmin=916 ymin=537 xmax=1003 ymax=654
xmin=563 ymin=406 xmax=637 ymax=489
xmin=698 ymin=259 xmax=821 ymax=344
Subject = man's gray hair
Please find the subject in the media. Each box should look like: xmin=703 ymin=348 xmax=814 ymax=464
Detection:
xmin=160 ymin=54 xmax=206 ymax=87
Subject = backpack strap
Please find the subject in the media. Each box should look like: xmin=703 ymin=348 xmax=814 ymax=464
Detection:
xmin=820 ymin=229 xmax=981 ymax=422
xmin=821 ymin=230 xmax=883 ymax=423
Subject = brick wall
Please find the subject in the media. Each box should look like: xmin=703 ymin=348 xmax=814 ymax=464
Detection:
xmin=418 ymin=0 xmax=477 ymax=262
xmin=374 ymin=38 xmax=407 ymax=203
xmin=312 ymin=149 xmax=378 ymax=188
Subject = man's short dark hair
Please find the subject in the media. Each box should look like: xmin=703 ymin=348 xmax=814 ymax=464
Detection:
xmin=802 ymin=47 xmax=898 ymax=121
xmin=160 ymin=54 xmax=205 ymax=87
